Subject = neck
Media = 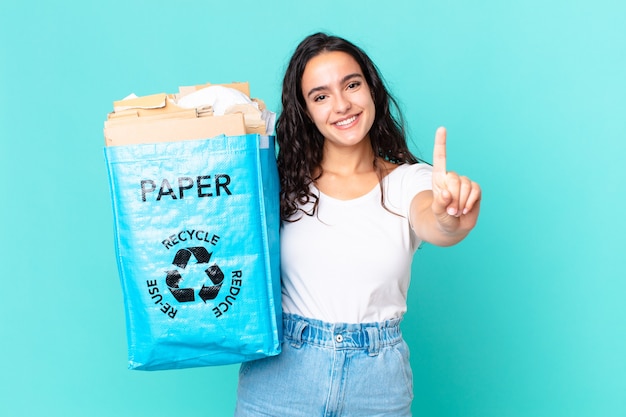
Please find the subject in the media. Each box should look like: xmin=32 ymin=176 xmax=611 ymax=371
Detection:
xmin=319 ymin=140 xmax=376 ymax=177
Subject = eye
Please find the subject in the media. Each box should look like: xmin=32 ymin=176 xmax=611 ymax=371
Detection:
xmin=347 ymin=81 xmax=361 ymax=90
xmin=314 ymin=94 xmax=327 ymax=102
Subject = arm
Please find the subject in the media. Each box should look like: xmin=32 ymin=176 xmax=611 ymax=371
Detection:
xmin=410 ymin=127 xmax=482 ymax=247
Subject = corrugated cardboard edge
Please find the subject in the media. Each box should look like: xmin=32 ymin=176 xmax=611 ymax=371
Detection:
xmin=104 ymin=113 xmax=247 ymax=146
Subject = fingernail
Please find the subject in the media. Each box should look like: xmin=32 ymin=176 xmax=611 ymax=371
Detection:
xmin=462 ymin=208 xmax=469 ymax=215
xmin=447 ymin=207 xmax=457 ymax=216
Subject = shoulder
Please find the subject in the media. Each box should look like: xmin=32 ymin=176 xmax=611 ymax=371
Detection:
xmin=385 ymin=161 xmax=433 ymax=182
xmin=381 ymin=162 xmax=433 ymax=213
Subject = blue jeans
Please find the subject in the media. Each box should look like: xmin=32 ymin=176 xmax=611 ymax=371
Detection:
xmin=234 ymin=314 xmax=413 ymax=416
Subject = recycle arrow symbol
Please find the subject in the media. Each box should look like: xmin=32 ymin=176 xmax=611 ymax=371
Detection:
xmin=165 ymin=247 xmax=224 ymax=303
xmin=199 ymin=265 xmax=225 ymax=302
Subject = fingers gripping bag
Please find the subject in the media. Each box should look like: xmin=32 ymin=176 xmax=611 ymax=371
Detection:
xmin=103 ymin=84 xmax=281 ymax=371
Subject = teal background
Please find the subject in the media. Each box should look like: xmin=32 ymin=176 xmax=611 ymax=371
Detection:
xmin=1 ymin=0 xmax=624 ymax=416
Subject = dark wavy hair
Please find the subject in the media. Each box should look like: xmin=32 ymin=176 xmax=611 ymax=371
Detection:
xmin=276 ymin=32 xmax=419 ymax=221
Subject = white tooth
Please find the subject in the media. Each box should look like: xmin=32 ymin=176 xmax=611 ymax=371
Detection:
xmin=336 ymin=116 xmax=356 ymax=126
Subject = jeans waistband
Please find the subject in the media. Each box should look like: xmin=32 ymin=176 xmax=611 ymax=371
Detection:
xmin=283 ymin=313 xmax=403 ymax=356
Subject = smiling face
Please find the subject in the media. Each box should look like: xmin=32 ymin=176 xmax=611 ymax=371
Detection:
xmin=301 ymin=51 xmax=376 ymax=149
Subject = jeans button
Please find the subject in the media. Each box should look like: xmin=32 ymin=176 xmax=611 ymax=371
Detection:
xmin=335 ymin=334 xmax=343 ymax=343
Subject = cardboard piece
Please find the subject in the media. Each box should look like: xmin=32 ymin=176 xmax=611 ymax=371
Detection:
xmin=104 ymin=82 xmax=266 ymax=146
xmin=104 ymin=113 xmax=247 ymax=146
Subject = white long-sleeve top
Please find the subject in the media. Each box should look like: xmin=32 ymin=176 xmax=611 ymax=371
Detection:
xmin=281 ymin=163 xmax=433 ymax=324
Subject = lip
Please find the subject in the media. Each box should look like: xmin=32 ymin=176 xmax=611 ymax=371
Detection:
xmin=332 ymin=113 xmax=360 ymax=128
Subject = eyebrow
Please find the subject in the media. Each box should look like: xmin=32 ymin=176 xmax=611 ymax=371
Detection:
xmin=305 ymin=73 xmax=364 ymax=99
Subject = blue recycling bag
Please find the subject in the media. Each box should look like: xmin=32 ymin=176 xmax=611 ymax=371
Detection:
xmin=104 ymin=134 xmax=281 ymax=370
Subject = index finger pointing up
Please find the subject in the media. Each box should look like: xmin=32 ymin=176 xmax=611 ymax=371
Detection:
xmin=433 ymin=126 xmax=447 ymax=176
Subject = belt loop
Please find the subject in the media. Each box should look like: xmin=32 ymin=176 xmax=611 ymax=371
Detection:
xmin=290 ymin=320 xmax=308 ymax=349
xmin=366 ymin=327 xmax=380 ymax=356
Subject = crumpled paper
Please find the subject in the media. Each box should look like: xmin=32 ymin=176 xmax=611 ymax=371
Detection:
xmin=177 ymin=85 xmax=275 ymax=135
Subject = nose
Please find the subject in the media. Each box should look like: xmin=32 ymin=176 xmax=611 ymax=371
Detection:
xmin=333 ymin=92 xmax=351 ymax=114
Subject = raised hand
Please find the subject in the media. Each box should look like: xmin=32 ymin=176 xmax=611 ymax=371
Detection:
xmin=431 ymin=127 xmax=481 ymax=234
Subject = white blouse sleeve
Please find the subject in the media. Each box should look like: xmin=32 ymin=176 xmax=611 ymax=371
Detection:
xmin=385 ymin=163 xmax=433 ymax=219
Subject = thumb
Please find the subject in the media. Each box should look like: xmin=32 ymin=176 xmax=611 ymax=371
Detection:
xmin=431 ymin=184 xmax=452 ymax=217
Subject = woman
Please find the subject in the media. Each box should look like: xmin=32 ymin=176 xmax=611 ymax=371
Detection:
xmin=235 ymin=32 xmax=481 ymax=416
